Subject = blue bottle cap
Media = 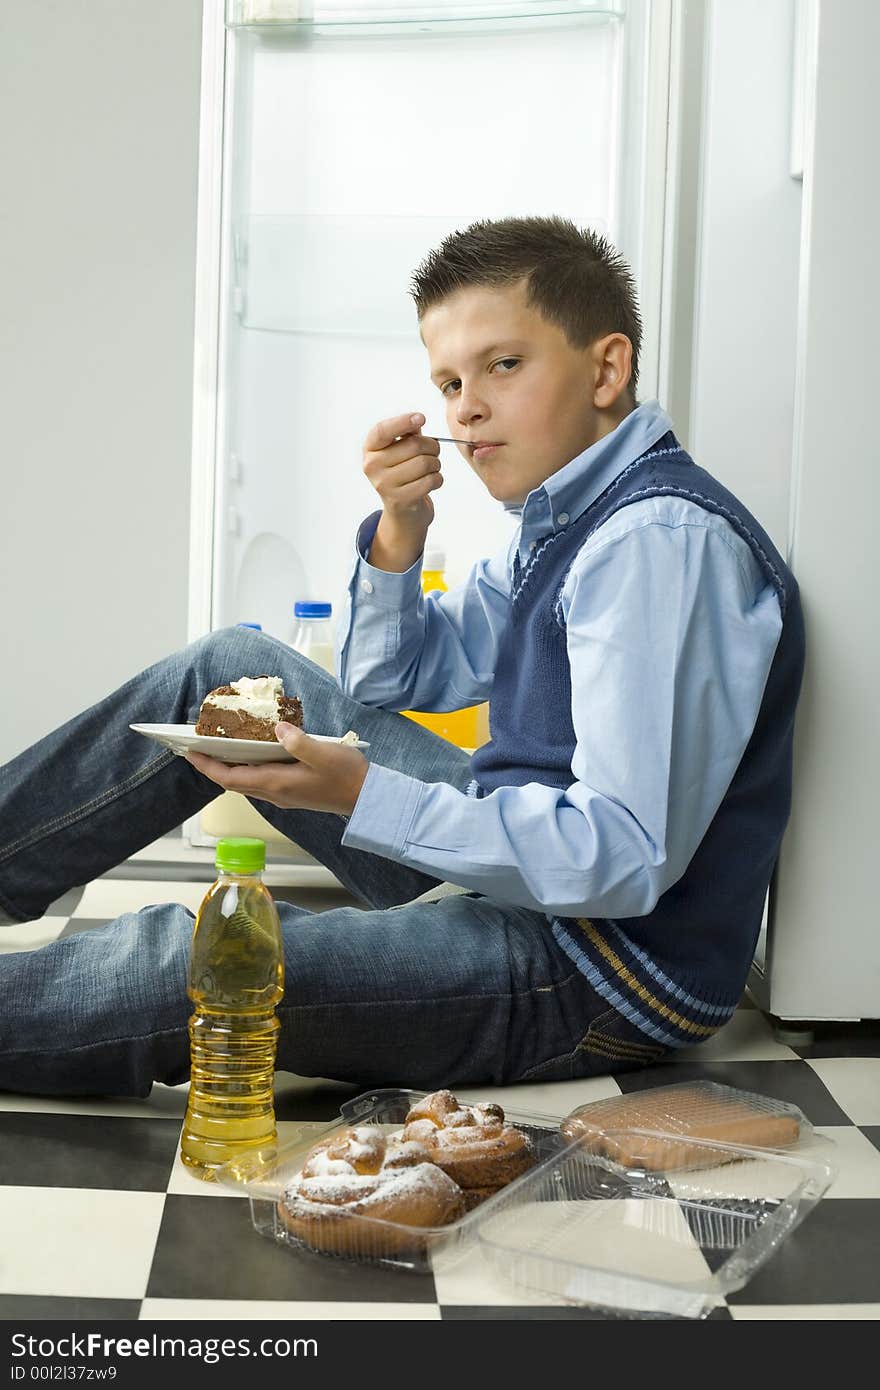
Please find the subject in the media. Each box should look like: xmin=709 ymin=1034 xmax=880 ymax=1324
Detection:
xmin=294 ymin=602 xmax=332 ymax=618
xmin=236 ymin=621 xmax=263 ymax=630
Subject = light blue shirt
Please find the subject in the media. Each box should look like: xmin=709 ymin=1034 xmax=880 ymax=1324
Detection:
xmin=334 ymin=401 xmax=783 ymax=920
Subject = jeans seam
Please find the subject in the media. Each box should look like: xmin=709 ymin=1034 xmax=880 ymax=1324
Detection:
xmin=0 ymin=1021 xmax=187 ymax=1056
xmin=516 ymin=1005 xmax=617 ymax=1081
xmin=0 ymin=749 xmax=176 ymax=866
xmin=275 ymin=979 xmax=583 ymax=1012
xmin=573 ymin=1007 xmax=618 ymax=1053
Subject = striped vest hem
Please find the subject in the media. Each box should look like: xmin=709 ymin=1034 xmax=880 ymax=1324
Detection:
xmin=551 ymin=915 xmax=741 ymax=1048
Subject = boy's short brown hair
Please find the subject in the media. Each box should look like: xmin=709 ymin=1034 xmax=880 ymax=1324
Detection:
xmin=411 ymin=215 xmax=642 ymax=397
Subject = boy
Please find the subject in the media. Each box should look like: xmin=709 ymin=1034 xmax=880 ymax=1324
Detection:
xmin=0 ymin=217 xmax=803 ymax=1097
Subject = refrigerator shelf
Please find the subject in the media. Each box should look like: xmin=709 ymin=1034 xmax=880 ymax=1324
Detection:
xmin=226 ymin=2 xmax=621 ymax=40
xmin=234 ymin=212 xmax=627 ymax=338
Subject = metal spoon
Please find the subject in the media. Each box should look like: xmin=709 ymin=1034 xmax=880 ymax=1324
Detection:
xmin=431 ymin=436 xmax=474 ymax=447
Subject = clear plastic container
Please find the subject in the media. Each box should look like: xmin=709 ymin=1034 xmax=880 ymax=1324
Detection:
xmin=557 ymin=1079 xmax=832 ymax=1169
xmin=476 ymin=1081 xmax=837 ymax=1319
xmin=216 ymin=1080 xmax=836 ymax=1312
xmin=215 ymin=1087 xmax=568 ymax=1272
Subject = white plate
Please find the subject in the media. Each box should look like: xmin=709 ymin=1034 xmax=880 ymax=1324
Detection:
xmin=130 ymin=723 xmax=369 ymax=765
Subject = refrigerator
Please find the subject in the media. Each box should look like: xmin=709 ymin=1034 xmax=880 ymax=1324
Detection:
xmin=183 ymin=0 xmax=880 ymax=1024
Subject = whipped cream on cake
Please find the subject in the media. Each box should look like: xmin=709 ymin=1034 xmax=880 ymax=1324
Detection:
xmin=194 ymin=676 xmax=304 ymax=742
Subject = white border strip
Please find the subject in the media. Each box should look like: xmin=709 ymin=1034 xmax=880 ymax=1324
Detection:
xmin=187 ymin=0 xmax=227 ymax=644
xmin=633 ymin=0 xmax=673 ymax=404
xmin=786 ymin=0 xmax=820 ymax=569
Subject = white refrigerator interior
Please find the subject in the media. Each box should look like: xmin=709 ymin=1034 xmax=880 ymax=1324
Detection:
xmin=193 ymin=0 xmax=666 ymax=644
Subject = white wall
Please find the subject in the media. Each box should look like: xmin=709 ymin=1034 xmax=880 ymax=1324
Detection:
xmin=689 ymin=0 xmax=802 ymax=553
xmin=0 ymin=0 xmax=203 ymax=766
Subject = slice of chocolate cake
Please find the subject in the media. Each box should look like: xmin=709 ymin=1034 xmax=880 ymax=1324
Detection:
xmin=194 ymin=676 xmax=304 ymax=742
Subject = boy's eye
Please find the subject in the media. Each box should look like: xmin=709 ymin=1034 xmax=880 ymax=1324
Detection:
xmin=439 ymin=359 xmax=520 ymax=396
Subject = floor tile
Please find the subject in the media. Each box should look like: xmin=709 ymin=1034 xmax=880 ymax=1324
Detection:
xmin=273 ymin=1074 xmax=362 ymax=1122
xmin=145 ymin=1194 xmax=437 ymax=1303
xmin=140 ymin=1298 xmax=441 ymax=1319
xmin=0 ymin=1084 xmax=188 ymax=1120
xmin=725 ymin=1200 xmax=880 ymax=1305
xmin=71 ymin=880 xmax=206 ymax=919
xmin=431 ymin=1243 xmax=567 ymax=1308
xmin=791 ymin=1019 xmax=880 ymax=1059
xmin=163 ymin=1117 xmax=324 ymax=1198
xmin=729 ymin=1303 xmax=880 ymax=1320
xmin=813 ymin=1127 xmax=880 ymax=1198
xmin=57 ymin=917 xmax=123 ymax=940
xmin=0 ymin=1113 xmax=181 ymax=1191
xmin=440 ymin=1303 xmax=733 ymax=1320
xmin=47 ymin=887 xmax=86 ymax=915
xmin=163 ymin=1145 xmax=240 ymax=1200
xmin=804 ymin=1059 xmax=880 ymax=1125
xmin=861 ymin=1127 xmax=880 ymax=1155
xmin=614 ymin=1059 xmax=851 ymax=1126
xmin=0 ymin=917 xmax=69 ymax=954
xmin=441 ymin=1303 xmax=626 ymax=1320
xmin=665 ymin=1008 xmax=798 ymax=1063
xmin=454 ymin=1074 xmax=621 ymax=1118
xmin=0 ymin=1188 xmax=165 ymax=1299
xmin=0 ymin=1295 xmax=141 ymax=1320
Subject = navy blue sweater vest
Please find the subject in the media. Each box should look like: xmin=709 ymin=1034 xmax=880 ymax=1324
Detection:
xmin=469 ymin=432 xmax=805 ymax=1046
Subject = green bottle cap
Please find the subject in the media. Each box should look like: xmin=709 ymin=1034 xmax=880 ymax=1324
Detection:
xmin=214 ymin=837 xmax=266 ymax=874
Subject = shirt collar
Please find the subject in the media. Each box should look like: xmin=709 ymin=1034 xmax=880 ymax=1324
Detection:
xmin=504 ymin=400 xmax=675 ymax=536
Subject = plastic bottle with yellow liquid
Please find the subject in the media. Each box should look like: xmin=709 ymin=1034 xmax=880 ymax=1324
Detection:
xmin=180 ymin=837 xmax=284 ymax=1180
xmin=403 ymin=546 xmax=489 ymax=751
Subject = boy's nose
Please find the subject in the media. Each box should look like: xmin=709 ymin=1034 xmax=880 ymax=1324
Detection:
xmin=455 ymin=393 xmax=486 ymax=426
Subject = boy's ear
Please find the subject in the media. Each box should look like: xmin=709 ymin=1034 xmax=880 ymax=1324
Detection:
xmin=592 ymin=333 xmax=632 ymax=409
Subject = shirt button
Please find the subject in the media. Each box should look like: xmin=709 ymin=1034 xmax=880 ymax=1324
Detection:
xmin=557 ymin=512 xmax=569 ymax=526
xmin=360 ymin=578 xmax=374 ymax=594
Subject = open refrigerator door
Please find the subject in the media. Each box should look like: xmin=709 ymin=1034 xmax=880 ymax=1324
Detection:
xmin=185 ymin=0 xmax=675 ymax=855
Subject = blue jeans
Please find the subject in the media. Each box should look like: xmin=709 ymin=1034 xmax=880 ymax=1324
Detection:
xmin=0 ymin=627 xmax=667 ymax=1096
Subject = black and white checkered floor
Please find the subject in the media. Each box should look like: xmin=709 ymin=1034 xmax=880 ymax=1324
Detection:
xmin=2 ymin=871 xmax=879 ymax=1322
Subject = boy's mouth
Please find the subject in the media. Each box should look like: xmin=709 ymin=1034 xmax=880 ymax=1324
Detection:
xmin=471 ymin=442 xmax=503 ymax=459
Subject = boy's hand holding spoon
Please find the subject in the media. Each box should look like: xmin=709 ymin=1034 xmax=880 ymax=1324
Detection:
xmin=362 ymin=412 xmax=472 ymax=574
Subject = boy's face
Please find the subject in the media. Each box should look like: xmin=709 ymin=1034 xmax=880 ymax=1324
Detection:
xmin=420 ymin=279 xmax=630 ymax=507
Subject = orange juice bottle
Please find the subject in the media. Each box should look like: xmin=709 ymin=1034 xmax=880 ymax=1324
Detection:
xmin=403 ymin=547 xmax=489 ymax=752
